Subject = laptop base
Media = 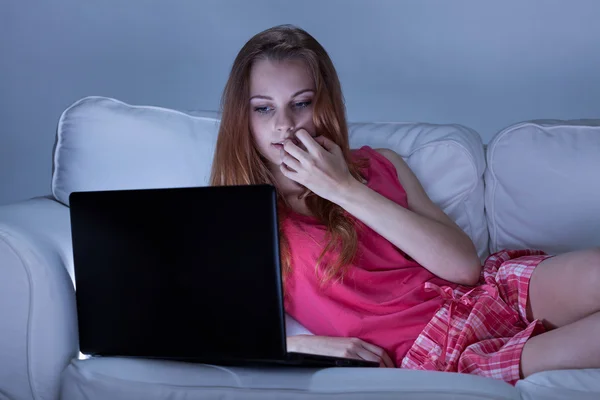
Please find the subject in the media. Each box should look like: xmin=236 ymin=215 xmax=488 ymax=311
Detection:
xmin=93 ymin=352 xmax=380 ymax=368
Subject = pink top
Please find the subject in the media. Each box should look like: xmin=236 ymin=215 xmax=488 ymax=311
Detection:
xmin=283 ymin=145 xmax=457 ymax=366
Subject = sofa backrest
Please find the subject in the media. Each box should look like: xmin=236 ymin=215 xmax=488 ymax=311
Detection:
xmin=52 ymin=96 xmax=489 ymax=260
xmin=485 ymin=119 xmax=600 ymax=255
xmin=347 ymin=122 xmax=488 ymax=260
xmin=52 ymin=96 xmax=220 ymax=204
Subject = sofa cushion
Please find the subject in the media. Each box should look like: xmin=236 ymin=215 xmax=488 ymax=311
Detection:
xmin=52 ymin=96 xmax=221 ymax=206
xmin=348 ymin=122 xmax=488 ymax=261
xmin=60 ymin=357 xmax=520 ymax=400
xmin=485 ymin=120 xmax=600 ymax=254
xmin=53 ymin=96 xmax=489 ymax=259
xmin=516 ymin=369 xmax=600 ymax=400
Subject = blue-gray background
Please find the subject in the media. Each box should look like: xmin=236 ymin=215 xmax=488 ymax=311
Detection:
xmin=1 ymin=0 xmax=599 ymax=205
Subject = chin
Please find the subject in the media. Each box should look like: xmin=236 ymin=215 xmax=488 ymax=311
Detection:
xmin=256 ymin=148 xmax=279 ymax=166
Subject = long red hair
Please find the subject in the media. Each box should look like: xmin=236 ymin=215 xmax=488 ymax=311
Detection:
xmin=210 ymin=24 xmax=367 ymax=283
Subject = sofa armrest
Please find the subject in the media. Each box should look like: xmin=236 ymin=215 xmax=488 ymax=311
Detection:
xmin=0 ymin=196 xmax=78 ymax=400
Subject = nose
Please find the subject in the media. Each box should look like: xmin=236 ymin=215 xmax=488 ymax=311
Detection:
xmin=275 ymin=108 xmax=295 ymax=133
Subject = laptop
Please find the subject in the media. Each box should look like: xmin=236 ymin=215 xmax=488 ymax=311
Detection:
xmin=69 ymin=184 xmax=378 ymax=368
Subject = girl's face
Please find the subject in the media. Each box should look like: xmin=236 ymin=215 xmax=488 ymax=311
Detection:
xmin=248 ymin=58 xmax=316 ymax=170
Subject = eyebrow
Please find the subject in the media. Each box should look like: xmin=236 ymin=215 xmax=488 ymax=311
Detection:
xmin=249 ymin=89 xmax=314 ymax=101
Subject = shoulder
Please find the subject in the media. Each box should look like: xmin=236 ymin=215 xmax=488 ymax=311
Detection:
xmin=352 ymin=146 xmax=407 ymax=169
xmin=373 ymin=148 xmax=404 ymax=165
xmin=354 ymin=147 xmax=417 ymax=195
xmin=372 ymin=148 xmax=412 ymax=179
xmin=371 ymin=148 xmax=425 ymax=208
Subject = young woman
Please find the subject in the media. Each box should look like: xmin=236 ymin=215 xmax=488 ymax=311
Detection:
xmin=210 ymin=24 xmax=600 ymax=384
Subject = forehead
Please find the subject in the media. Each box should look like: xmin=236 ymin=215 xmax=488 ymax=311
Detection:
xmin=249 ymin=58 xmax=314 ymax=96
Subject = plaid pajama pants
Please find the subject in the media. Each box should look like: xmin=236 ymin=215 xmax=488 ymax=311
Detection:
xmin=401 ymin=249 xmax=554 ymax=385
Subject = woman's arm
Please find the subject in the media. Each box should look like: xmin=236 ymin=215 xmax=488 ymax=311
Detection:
xmin=287 ymin=335 xmax=395 ymax=368
xmin=332 ymin=148 xmax=481 ymax=285
xmin=280 ymin=131 xmax=481 ymax=285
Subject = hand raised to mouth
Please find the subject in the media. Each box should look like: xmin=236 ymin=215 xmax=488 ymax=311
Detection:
xmin=278 ymin=129 xmax=356 ymax=203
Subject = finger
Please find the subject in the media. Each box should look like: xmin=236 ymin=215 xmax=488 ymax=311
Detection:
xmin=281 ymin=153 xmax=302 ymax=172
xmin=353 ymin=348 xmax=386 ymax=367
xmin=295 ymin=129 xmax=323 ymax=156
xmin=359 ymin=342 xmax=395 ymax=368
xmin=282 ymin=139 xmax=310 ymax=164
xmin=279 ymin=163 xmax=299 ymax=180
xmin=313 ymin=135 xmax=338 ymax=153
xmin=381 ymin=351 xmax=395 ymax=368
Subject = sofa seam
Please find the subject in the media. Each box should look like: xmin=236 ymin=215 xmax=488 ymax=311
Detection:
xmin=0 ymin=228 xmax=37 ymax=400
xmin=486 ymin=127 xmax=512 ymax=254
xmin=487 ymin=143 xmax=498 ymax=255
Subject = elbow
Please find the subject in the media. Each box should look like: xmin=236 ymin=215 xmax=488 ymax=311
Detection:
xmin=436 ymin=254 xmax=481 ymax=286
xmin=456 ymin=236 xmax=482 ymax=286
xmin=456 ymin=255 xmax=482 ymax=286
xmin=458 ymin=269 xmax=481 ymax=286
xmin=446 ymin=239 xmax=481 ymax=286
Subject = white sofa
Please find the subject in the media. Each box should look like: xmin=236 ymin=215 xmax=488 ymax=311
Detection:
xmin=1 ymin=96 xmax=599 ymax=400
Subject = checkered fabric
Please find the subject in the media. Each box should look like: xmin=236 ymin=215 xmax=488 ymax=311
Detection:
xmin=401 ymin=249 xmax=554 ymax=385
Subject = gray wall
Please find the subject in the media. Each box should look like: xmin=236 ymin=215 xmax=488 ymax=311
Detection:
xmin=1 ymin=0 xmax=599 ymax=206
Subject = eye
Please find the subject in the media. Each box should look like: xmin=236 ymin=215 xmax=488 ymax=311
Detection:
xmin=254 ymin=106 xmax=274 ymax=114
xmin=294 ymin=101 xmax=312 ymax=109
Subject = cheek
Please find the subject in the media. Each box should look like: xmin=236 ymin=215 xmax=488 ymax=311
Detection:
xmin=298 ymin=110 xmax=316 ymax=133
xmin=249 ymin=116 xmax=267 ymax=142
xmin=249 ymin=118 xmax=274 ymax=161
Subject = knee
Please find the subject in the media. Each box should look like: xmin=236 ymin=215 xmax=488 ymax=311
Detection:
xmin=589 ymin=248 xmax=600 ymax=270
xmin=587 ymin=248 xmax=600 ymax=303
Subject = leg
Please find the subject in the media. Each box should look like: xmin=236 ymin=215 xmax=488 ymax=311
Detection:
xmin=521 ymin=311 xmax=600 ymax=378
xmin=526 ymin=247 xmax=600 ymax=329
xmin=519 ymin=247 xmax=600 ymax=378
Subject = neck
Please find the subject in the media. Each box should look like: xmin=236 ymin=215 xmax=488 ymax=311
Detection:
xmin=269 ymin=164 xmax=304 ymax=198
xmin=268 ymin=165 xmax=313 ymax=216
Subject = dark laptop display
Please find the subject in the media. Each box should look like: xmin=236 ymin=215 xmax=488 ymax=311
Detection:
xmin=69 ymin=184 xmax=378 ymax=368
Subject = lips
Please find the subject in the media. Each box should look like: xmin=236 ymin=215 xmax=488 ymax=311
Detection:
xmin=272 ymin=137 xmax=301 ymax=149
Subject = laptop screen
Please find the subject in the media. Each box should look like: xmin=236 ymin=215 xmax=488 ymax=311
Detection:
xmin=69 ymin=185 xmax=287 ymax=362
